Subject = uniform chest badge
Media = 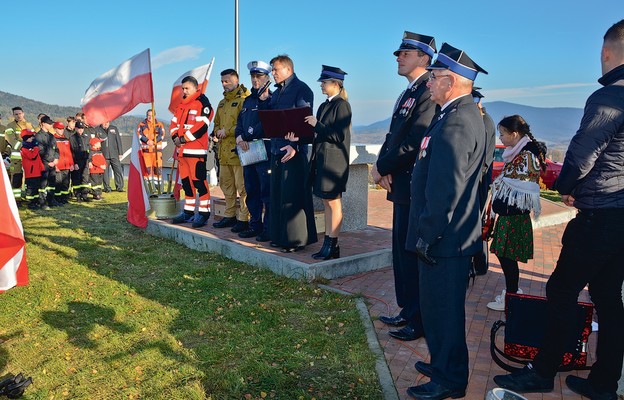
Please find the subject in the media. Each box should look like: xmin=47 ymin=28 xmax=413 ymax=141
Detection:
xmin=399 ymin=98 xmax=415 ymax=117
xmin=418 ymin=136 xmax=431 ymax=160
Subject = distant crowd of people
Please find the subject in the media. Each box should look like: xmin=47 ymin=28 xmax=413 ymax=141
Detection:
xmin=1 ymin=111 xmax=124 ymax=209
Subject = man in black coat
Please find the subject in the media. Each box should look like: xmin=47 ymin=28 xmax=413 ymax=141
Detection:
xmin=371 ymin=31 xmax=437 ymax=342
xmin=97 ymin=121 xmax=124 ymax=192
xmin=406 ymin=43 xmax=487 ymax=400
xmin=35 ymin=115 xmax=61 ymax=207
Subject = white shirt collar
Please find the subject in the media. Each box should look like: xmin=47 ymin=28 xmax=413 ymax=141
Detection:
xmin=327 ymin=93 xmax=339 ymax=102
xmin=408 ymin=71 xmax=427 ymax=89
xmin=441 ymin=93 xmax=471 ymax=111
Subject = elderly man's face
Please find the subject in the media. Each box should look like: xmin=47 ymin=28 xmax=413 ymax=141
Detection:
xmin=426 ymin=70 xmax=454 ymax=106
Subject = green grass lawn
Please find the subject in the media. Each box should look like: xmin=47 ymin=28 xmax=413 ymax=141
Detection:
xmin=1 ymin=192 xmax=382 ymax=399
xmin=540 ymin=189 xmax=562 ymax=202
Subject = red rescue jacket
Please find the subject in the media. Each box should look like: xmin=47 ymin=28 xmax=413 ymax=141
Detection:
xmin=170 ymin=90 xmax=214 ymax=158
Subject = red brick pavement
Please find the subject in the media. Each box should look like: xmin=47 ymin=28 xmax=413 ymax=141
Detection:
xmin=329 ymin=191 xmax=596 ymax=400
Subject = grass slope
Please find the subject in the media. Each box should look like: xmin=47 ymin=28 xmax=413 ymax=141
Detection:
xmin=1 ymin=193 xmax=382 ymax=400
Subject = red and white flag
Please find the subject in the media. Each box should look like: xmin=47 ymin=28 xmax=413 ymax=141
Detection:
xmin=0 ymin=161 xmax=28 ymax=292
xmin=127 ymin=132 xmax=151 ymax=229
xmin=82 ymin=48 xmax=154 ymax=127
xmin=167 ymin=58 xmax=214 ymax=114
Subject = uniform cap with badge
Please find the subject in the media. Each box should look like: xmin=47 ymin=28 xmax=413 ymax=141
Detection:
xmin=394 ymin=31 xmax=437 ymax=58
xmin=247 ymin=60 xmax=271 ymax=75
xmin=75 ymin=121 xmax=85 ymax=129
xmin=40 ymin=116 xmax=55 ymax=125
xmin=427 ymin=42 xmax=487 ymax=81
xmin=317 ymin=65 xmax=347 ymax=82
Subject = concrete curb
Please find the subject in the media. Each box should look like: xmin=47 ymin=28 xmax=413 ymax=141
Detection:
xmin=532 ymin=198 xmax=576 ymax=228
xmin=318 ymin=284 xmax=399 ymax=400
xmin=147 ymin=219 xmax=392 ymax=281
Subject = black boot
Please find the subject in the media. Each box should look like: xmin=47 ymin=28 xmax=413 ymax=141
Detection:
xmin=311 ymin=235 xmax=330 ymax=259
xmin=312 ymin=237 xmax=340 ymax=260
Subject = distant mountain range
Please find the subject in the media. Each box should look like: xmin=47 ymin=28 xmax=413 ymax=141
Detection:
xmin=0 ymin=90 xmax=144 ymax=134
xmin=353 ymin=101 xmax=583 ymax=152
xmin=2 ymin=90 xmax=581 ymax=158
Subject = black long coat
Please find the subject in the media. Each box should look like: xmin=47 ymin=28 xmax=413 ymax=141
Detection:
xmin=310 ymin=96 xmax=351 ymax=198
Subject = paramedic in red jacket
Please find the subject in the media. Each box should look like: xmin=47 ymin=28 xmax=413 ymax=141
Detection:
xmin=169 ymin=76 xmax=214 ymax=228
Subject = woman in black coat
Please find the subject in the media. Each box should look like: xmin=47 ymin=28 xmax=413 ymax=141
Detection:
xmin=300 ymin=65 xmax=352 ymax=259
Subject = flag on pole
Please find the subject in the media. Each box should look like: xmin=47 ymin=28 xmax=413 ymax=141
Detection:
xmin=127 ymin=132 xmax=151 ymax=229
xmin=0 ymin=160 xmax=28 ymax=292
xmin=167 ymin=58 xmax=214 ymax=114
xmin=81 ymin=48 xmax=154 ymax=127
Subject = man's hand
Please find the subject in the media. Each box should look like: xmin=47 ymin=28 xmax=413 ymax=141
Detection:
xmin=284 ymin=132 xmax=299 ymax=142
xmin=147 ymin=139 xmax=154 ymax=146
xmin=415 ymin=238 xmax=437 ymax=265
xmin=216 ymin=128 xmax=226 ymax=139
xmin=370 ymin=163 xmax=382 ymax=183
xmin=378 ymin=174 xmax=393 ymax=193
xmin=47 ymin=161 xmax=55 ymax=168
xmin=118 ymin=155 xmax=122 ymax=160
xmin=173 ymin=137 xmax=182 ymax=147
xmin=561 ymin=194 xmax=576 ymax=207
xmin=280 ymin=145 xmax=296 ymax=163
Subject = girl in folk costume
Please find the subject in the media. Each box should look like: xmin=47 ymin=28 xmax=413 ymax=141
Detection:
xmin=487 ymin=115 xmax=547 ymax=311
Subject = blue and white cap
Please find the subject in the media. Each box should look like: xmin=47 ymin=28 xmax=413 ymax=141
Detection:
xmin=427 ymin=43 xmax=487 ymax=81
xmin=247 ymin=60 xmax=270 ymax=75
xmin=317 ymin=65 xmax=347 ymax=82
xmin=393 ymin=31 xmax=436 ymax=58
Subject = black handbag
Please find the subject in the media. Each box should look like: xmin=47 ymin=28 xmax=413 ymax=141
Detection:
xmin=490 ymin=292 xmax=593 ymax=372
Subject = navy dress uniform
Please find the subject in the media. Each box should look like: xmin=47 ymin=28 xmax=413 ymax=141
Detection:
xmin=235 ymin=60 xmax=273 ymax=241
xmin=406 ymin=43 xmax=487 ymax=399
xmin=375 ymin=31 xmax=437 ymax=340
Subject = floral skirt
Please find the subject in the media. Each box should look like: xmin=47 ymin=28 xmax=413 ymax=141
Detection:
xmin=490 ymin=214 xmax=534 ymax=262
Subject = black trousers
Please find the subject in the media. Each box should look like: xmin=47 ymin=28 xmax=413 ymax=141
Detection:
xmin=269 ymin=152 xmax=317 ymax=248
xmin=243 ymin=160 xmax=270 ymax=233
xmin=392 ymin=202 xmax=423 ymax=330
xmin=104 ymin=157 xmax=124 ymax=190
xmin=71 ymin=160 xmax=90 ymax=197
xmin=420 ymin=255 xmax=471 ymax=391
xmin=533 ymin=208 xmax=624 ymax=393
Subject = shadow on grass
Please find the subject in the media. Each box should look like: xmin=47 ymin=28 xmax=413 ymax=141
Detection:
xmin=0 ymin=331 xmax=23 ymax=372
xmin=41 ymin=301 xmax=133 ymax=348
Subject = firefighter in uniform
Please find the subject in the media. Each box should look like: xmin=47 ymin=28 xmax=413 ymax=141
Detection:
xmin=136 ymin=109 xmax=165 ymax=187
xmin=69 ymin=121 xmax=92 ymax=202
xmin=170 ymin=76 xmax=214 ymax=228
xmin=35 ymin=116 xmax=61 ymax=207
xmin=4 ymin=106 xmax=34 ymax=199
xmin=53 ymin=121 xmax=74 ymax=204
xmin=20 ymin=129 xmax=47 ymax=210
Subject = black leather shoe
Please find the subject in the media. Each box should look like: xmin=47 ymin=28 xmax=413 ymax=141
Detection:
xmin=238 ymin=228 xmax=260 ymax=238
xmin=213 ymin=216 xmax=236 ymax=228
xmin=493 ymin=366 xmax=554 ymax=393
xmin=192 ymin=214 xmax=210 ymax=228
xmin=103 ymin=188 xmax=112 ymax=193
xmin=414 ymin=361 xmax=433 ymax=378
xmin=269 ymin=241 xmax=280 ymax=247
xmin=280 ymin=246 xmax=305 ymax=253
xmin=231 ymin=220 xmax=249 ymax=233
xmin=406 ymin=381 xmax=465 ymax=400
xmin=389 ymin=325 xmax=424 ymax=341
xmin=565 ymin=375 xmax=617 ymax=400
xmin=378 ymin=314 xmax=408 ymax=327
xmin=116 ymin=188 xmax=124 ymax=192
xmin=256 ymin=231 xmax=270 ymax=242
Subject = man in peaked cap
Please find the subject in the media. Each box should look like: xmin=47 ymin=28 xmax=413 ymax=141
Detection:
xmin=405 ymin=42 xmax=487 ymax=400
xmin=371 ymin=31 xmax=437 ymax=342
xmin=234 ymin=60 xmax=273 ymax=241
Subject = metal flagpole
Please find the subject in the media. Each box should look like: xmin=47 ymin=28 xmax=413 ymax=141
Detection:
xmin=235 ymin=0 xmax=239 ymax=73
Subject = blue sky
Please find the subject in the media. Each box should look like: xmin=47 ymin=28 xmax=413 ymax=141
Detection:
xmin=0 ymin=0 xmax=620 ymax=126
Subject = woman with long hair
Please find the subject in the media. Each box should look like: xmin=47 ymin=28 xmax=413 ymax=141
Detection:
xmin=487 ymin=115 xmax=546 ymax=311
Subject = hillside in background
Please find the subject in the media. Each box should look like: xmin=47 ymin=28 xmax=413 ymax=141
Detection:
xmin=352 ymin=101 xmax=583 ymax=161
xmin=0 ymin=90 xmax=143 ymax=134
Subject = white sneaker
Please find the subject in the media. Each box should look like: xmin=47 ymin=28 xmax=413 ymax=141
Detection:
xmin=487 ymin=288 xmax=523 ymax=311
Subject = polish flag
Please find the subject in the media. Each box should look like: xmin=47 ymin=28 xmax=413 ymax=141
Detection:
xmin=127 ymin=131 xmax=151 ymax=229
xmin=82 ymin=49 xmax=154 ymax=127
xmin=0 ymin=161 xmax=28 ymax=292
xmin=167 ymin=58 xmax=214 ymax=114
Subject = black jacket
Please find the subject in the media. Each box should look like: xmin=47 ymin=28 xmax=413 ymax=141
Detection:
xmin=96 ymin=124 xmax=123 ymax=159
xmin=310 ymin=96 xmax=352 ymax=194
xmin=34 ymin=129 xmax=59 ymax=164
xmin=70 ymin=132 xmax=90 ymax=162
xmin=554 ymin=64 xmax=624 ymax=209
xmin=376 ymin=73 xmax=436 ymax=204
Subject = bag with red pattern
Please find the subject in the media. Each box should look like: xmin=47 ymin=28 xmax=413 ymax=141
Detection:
xmin=490 ymin=292 xmax=593 ymax=372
